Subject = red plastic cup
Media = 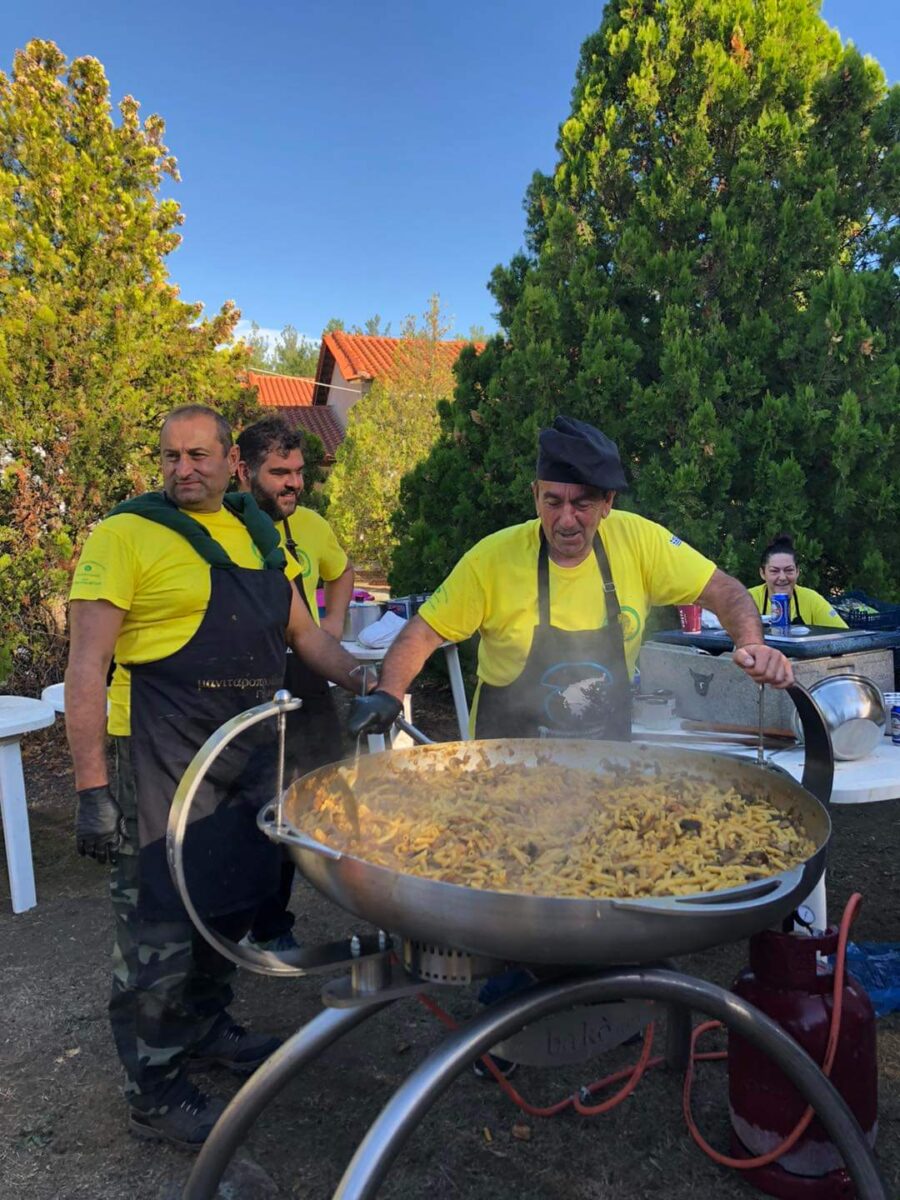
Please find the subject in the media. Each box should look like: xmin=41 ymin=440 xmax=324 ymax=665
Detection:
xmin=677 ymin=604 xmax=702 ymax=633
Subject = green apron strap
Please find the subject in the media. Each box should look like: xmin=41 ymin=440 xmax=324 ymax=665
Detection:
xmin=222 ymin=492 xmax=286 ymax=570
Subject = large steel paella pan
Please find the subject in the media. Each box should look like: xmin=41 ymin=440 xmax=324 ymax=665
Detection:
xmin=264 ymin=720 xmax=831 ymax=966
xmin=167 ymin=683 xmax=832 ymax=971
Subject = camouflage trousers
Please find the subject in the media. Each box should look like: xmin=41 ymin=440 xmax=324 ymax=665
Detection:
xmin=109 ymin=738 xmax=255 ymax=1111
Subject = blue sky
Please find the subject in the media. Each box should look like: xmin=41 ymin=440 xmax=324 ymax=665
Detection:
xmin=4 ymin=1 xmax=899 ymax=347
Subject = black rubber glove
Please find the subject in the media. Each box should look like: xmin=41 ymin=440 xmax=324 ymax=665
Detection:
xmin=76 ymin=785 xmax=127 ymax=865
xmin=347 ymin=690 xmax=403 ymax=737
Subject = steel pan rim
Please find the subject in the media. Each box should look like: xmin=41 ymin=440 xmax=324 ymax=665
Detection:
xmin=284 ymin=836 xmax=822 ymax=910
xmin=291 ymin=844 xmax=827 ymax=965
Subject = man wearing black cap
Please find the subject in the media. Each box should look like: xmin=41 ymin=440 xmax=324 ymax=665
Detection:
xmin=349 ymin=415 xmax=792 ymax=740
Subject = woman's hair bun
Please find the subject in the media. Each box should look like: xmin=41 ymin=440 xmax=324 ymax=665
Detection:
xmin=760 ymin=532 xmax=796 ymax=566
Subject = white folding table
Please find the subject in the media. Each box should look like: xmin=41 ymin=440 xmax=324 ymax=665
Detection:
xmin=0 ymin=695 xmax=56 ymax=913
xmin=41 ymin=682 xmax=66 ymax=713
xmin=340 ymin=639 xmax=470 ymax=749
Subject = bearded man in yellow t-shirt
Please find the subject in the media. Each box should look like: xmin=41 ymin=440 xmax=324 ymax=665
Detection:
xmin=64 ymin=404 xmax=366 ymax=1149
xmin=349 ymin=415 xmax=795 ymax=741
xmin=236 ymin=414 xmax=355 ymax=951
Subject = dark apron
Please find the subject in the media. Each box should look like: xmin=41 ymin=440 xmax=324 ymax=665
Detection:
xmin=761 ymin=590 xmax=806 ymax=625
xmin=128 ymin=565 xmax=291 ymax=921
xmin=476 ymin=531 xmax=632 ymax=741
xmin=281 ymin=517 xmax=341 ymax=774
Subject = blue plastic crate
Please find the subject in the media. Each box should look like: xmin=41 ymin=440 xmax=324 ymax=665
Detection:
xmin=834 ymin=590 xmax=900 ymax=632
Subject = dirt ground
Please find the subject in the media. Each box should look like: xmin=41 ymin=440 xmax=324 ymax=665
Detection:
xmin=2 ymin=681 xmax=899 ymax=1200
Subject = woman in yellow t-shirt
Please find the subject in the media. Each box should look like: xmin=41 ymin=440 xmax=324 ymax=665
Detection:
xmin=748 ymin=534 xmax=847 ymax=629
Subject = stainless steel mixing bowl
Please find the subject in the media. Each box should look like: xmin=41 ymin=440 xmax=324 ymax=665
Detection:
xmin=791 ymin=674 xmax=885 ymax=761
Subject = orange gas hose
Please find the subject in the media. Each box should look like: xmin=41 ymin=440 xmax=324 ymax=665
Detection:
xmin=571 ymin=1020 xmax=655 ymax=1115
xmin=416 ymin=992 xmax=660 ymax=1118
xmin=415 ymin=890 xmax=863 ymax=1176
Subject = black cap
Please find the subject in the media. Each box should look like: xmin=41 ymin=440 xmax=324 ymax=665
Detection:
xmin=536 ymin=415 xmax=628 ymax=491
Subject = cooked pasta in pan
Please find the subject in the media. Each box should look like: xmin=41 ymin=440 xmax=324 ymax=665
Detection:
xmin=291 ymin=754 xmax=816 ymax=900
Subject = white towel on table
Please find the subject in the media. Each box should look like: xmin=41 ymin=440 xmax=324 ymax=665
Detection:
xmin=356 ymin=610 xmax=407 ymax=648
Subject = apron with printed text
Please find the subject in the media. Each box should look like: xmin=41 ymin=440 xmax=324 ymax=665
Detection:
xmin=127 ymin=562 xmax=291 ymax=921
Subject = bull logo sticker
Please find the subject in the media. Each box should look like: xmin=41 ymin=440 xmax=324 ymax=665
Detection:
xmin=689 ymin=668 xmax=714 ymax=697
xmin=540 ymin=661 xmax=614 ymax=731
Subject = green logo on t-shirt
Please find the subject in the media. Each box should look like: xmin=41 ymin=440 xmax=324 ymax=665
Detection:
xmin=619 ymin=605 xmax=642 ymax=642
xmin=73 ymin=559 xmax=104 ymax=588
xmin=294 ymin=548 xmax=312 ymax=577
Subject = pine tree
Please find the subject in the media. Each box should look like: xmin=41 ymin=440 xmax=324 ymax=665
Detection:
xmin=391 ymin=1 xmax=899 ymax=601
xmin=244 ymin=323 xmax=319 ymax=376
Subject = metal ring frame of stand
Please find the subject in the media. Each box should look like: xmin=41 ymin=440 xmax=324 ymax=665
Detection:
xmin=167 ymin=691 xmax=377 ymax=977
xmin=174 ymin=685 xmax=885 ymax=1199
xmin=183 ymin=968 xmax=888 ymax=1200
xmin=167 ymin=691 xmax=433 ymax=978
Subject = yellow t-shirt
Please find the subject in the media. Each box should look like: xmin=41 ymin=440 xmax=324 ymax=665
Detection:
xmin=419 ymin=513 xmax=717 ymax=702
xmin=748 ymin=584 xmax=848 ymax=629
xmin=280 ymin=508 xmax=349 ymax=625
xmin=69 ymin=507 xmax=301 ymax=736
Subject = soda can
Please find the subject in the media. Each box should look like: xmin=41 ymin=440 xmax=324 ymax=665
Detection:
xmin=384 ymin=597 xmax=413 ymax=620
xmin=770 ymin=593 xmax=791 ymax=633
xmin=891 ymin=705 xmax=900 ymax=746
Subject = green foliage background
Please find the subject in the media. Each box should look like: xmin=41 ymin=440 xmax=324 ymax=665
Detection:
xmin=244 ymin=323 xmax=320 ymax=377
xmin=291 ymin=429 xmax=329 ymax=517
xmin=0 ymin=42 xmax=258 ymax=687
xmin=391 ymin=0 xmax=900 ymax=600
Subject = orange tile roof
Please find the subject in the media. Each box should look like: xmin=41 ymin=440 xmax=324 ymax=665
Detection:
xmin=321 ymin=331 xmax=482 ymax=383
xmin=246 ymin=370 xmax=315 ymax=408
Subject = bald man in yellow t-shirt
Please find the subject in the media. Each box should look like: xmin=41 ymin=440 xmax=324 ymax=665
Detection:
xmin=65 ymin=404 xmax=365 ymax=1148
xmin=349 ymin=415 xmax=794 ymax=741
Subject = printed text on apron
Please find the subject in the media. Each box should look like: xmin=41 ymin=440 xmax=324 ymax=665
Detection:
xmin=124 ymin=519 xmax=291 ymax=921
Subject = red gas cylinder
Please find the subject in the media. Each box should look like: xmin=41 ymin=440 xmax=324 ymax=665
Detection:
xmin=728 ymin=926 xmax=878 ymax=1199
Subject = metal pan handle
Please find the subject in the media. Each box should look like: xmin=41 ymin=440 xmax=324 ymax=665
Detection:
xmin=786 ymin=683 xmax=833 ymax=806
xmin=395 ymin=715 xmax=434 ymax=745
xmin=257 ymin=803 xmax=345 ymax=860
xmin=167 ymin=694 xmax=379 ymax=977
xmin=611 ymin=866 xmax=804 ymax=916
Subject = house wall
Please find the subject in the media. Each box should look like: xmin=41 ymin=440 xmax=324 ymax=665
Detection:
xmin=327 ymin=363 xmax=363 ymax=430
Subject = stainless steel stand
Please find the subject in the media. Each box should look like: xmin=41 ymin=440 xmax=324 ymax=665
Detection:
xmin=183 ymin=1002 xmax=395 ymax=1200
xmin=182 ymin=967 xmax=887 ymax=1200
